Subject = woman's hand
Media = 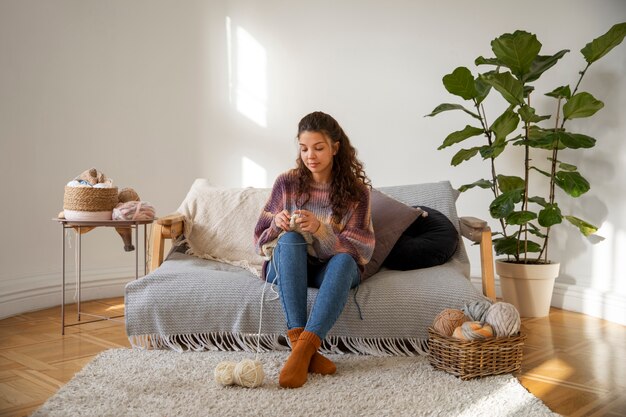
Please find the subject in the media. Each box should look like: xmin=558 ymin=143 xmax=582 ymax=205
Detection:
xmin=294 ymin=209 xmax=321 ymax=233
xmin=274 ymin=210 xmax=291 ymax=231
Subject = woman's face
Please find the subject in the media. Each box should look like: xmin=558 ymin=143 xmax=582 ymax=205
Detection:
xmin=298 ymin=131 xmax=339 ymax=183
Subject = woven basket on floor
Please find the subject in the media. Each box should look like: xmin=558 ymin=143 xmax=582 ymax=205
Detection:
xmin=427 ymin=327 xmax=526 ymax=380
xmin=63 ymin=186 xmax=118 ymax=212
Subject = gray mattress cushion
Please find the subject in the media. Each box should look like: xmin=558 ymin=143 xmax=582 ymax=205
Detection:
xmin=125 ymin=181 xmax=487 ymax=355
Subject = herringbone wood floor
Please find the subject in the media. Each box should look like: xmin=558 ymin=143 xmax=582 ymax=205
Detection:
xmin=0 ymin=297 xmax=624 ymax=416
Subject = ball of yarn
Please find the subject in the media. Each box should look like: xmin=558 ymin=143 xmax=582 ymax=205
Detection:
xmin=432 ymin=309 xmax=470 ymax=336
xmin=233 ymin=359 xmax=264 ymax=388
xmin=215 ymin=359 xmax=264 ymax=388
xmin=214 ymin=361 xmax=237 ymax=386
xmin=118 ymin=187 xmax=140 ymax=203
xmin=452 ymin=321 xmax=494 ymax=340
xmin=484 ymin=302 xmax=521 ymax=337
xmin=462 ymin=301 xmax=492 ymax=322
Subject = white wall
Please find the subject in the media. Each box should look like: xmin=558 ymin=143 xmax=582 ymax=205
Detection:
xmin=1 ymin=0 xmax=625 ymax=324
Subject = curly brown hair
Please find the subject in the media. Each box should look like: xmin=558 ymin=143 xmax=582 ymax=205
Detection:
xmin=293 ymin=111 xmax=371 ymax=223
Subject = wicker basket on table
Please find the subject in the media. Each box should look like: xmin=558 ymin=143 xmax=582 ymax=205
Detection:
xmin=427 ymin=327 xmax=526 ymax=380
xmin=63 ymin=186 xmax=119 ymax=221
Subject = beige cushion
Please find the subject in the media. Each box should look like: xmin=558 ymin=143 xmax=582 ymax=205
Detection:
xmin=177 ymin=179 xmax=270 ymax=277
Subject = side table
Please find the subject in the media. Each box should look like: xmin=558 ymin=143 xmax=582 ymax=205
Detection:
xmin=54 ymin=218 xmax=154 ymax=334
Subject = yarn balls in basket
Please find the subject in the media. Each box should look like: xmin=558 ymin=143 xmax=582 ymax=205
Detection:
xmin=432 ymin=309 xmax=470 ymax=336
xmin=462 ymin=300 xmax=492 ymax=322
xmin=452 ymin=321 xmax=494 ymax=341
xmin=484 ymin=302 xmax=521 ymax=337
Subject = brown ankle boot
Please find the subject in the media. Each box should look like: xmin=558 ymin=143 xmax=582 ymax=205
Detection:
xmin=287 ymin=328 xmax=336 ymax=375
xmin=279 ymin=331 xmax=320 ymax=388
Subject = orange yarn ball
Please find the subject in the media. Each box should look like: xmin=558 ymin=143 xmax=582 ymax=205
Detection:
xmin=432 ymin=309 xmax=470 ymax=336
xmin=452 ymin=321 xmax=494 ymax=340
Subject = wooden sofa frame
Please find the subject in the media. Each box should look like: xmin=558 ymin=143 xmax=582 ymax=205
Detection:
xmin=149 ymin=214 xmax=496 ymax=301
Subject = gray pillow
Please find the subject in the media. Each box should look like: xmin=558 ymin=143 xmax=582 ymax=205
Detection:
xmin=361 ymin=189 xmax=422 ymax=280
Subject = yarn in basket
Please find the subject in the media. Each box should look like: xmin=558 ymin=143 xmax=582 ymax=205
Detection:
xmin=215 ymin=359 xmax=264 ymax=388
xmin=484 ymin=302 xmax=521 ymax=337
xmin=462 ymin=300 xmax=492 ymax=322
xmin=432 ymin=309 xmax=470 ymax=336
xmin=452 ymin=321 xmax=494 ymax=340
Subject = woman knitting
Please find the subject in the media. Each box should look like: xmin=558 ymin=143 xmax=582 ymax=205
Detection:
xmin=254 ymin=111 xmax=374 ymax=388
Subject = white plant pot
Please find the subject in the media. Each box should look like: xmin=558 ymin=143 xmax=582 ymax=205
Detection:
xmin=496 ymin=259 xmax=560 ymax=318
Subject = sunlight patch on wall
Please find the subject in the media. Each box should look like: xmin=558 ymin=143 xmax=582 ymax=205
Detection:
xmin=241 ymin=156 xmax=267 ymax=188
xmin=591 ymin=221 xmax=613 ymax=292
xmin=225 ymin=16 xmax=267 ymax=127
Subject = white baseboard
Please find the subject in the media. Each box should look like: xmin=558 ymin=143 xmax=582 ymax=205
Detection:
xmin=0 ymin=267 xmax=136 ymax=320
xmin=470 ymin=276 xmax=626 ymax=326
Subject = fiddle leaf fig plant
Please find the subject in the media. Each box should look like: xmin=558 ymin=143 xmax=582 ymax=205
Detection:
xmin=428 ymin=22 xmax=626 ymax=263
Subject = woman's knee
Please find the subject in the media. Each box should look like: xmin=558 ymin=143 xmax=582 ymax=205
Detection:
xmin=278 ymin=231 xmax=306 ymax=245
xmin=331 ymin=253 xmax=357 ymax=268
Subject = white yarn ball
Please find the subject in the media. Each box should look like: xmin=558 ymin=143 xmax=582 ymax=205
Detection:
xmin=233 ymin=359 xmax=264 ymax=388
xmin=484 ymin=302 xmax=521 ymax=337
xmin=214 ymin=361 xmax=237 ymax=386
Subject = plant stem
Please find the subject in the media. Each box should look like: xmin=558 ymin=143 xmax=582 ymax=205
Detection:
xmin=474 ymin=99 xmax=509 ymax=240
xmin=538 ymin=97 xmax=562 ymax=263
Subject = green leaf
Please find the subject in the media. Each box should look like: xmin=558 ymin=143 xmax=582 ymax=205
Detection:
xmin=425 ymin=103 xmax=481 ymax=120
xmin=493 ymin=236 xmax=541 ymax=255
xmin=458 ymin=179 xmax=493 ymax=192
xmin=479 ymin=137 xmax=506 ymax=159
xmin=563 ymin=92 xmax=604 ymax=119
xmin=523 ymin=85 xmax=535 ymax=97
xmin=497 ymin=175 xmax=525 ymax=192
xmin=490 ymin=109 xmax=520 ymax=141
xmin=438 ymin=125 xmax=485 ymax=149
xmin=531 ymin=166 xmax=552 ymax=177
xmin=480 ymin=72 xmax=525 ymax=105
xmin=546 ymin=85 xmax=571 ymax=99
xmin=581 ymin=22 xmax=626 ymax=64
xmin=524 ymin=50 xmax=570 ymax=83
xmin=528 ymin=196 xmax=548 ymax=207
xmin=475 ymin=56 xmax=502 ymax=66
xmin=559 ymin=132 xmax=596 ymax=149
xmin=528 ymin=223 xmax=547 ymax=238
xmin=558 ymin=161 xmax=577 ymax=171
xmin=565 ymin=215 xmax=598 ymax=237
xmin=489 ymin=189 xmax=523 ymax=219
xmin=451 ymin=147 xmax=480 ymax=166
xmin=518 ymin=106 xmax=551 ymax=123
xmin=538 ymin=204 xmax=563 ymax=227
xmin=443 ymin=67 xmax=478 ymax=100
xmin=474 ymin=76 xmax=492 ymax=105
xmin=491 ymin=31 xmax=542 ymax=79
xmin=493 ymin=236 xmax=519 ymax=256
xmin=528 ymin=131 xmax=566 ymax=150
xmin=554 ymin=171 xmax=590 ymax=197
xmin=506 ymin=210 xmax=537 ymax=225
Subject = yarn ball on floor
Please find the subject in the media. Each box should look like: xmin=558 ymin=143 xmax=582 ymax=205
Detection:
xmin=462 ymin=300 xmax=492 ymax=322
xmin=432 ymin=308 xmax=470 ymax=336
xmin=214 ymin=361 xmax=237 ymax=386
xmin=484 ymin=302 xmax=521 ymax=337
xmin=214 ymin=359 xmax=264 ymax=388
xmin=233 ymin=359 xmax=265 ymax=388
xmin=452 ymin=321 xmax=494 ymax=340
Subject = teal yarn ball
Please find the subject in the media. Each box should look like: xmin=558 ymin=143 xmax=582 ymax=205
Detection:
xmin=462 ymin=301 xmax=492 ymax=322
xmin=484 ymin=302 xmax=521 ymax=337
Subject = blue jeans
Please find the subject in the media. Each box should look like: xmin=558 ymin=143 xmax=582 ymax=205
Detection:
xmin=265 ymin=232 xmax=360 ymax=340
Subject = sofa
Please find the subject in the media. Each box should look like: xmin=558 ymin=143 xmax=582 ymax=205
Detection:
xmin=125 ymin=179 xmax=496 ymax=355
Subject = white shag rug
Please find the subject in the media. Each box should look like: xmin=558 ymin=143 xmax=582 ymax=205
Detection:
xmin=32 ymin=349 xmax=559 ymax=417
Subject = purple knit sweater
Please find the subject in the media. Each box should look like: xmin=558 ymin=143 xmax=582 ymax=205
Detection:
xmin=254 ymin=171 xmax=374 ymax=277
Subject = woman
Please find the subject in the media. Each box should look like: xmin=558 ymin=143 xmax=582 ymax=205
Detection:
xmin=254 ymin=111 xmax=374 ymax=388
